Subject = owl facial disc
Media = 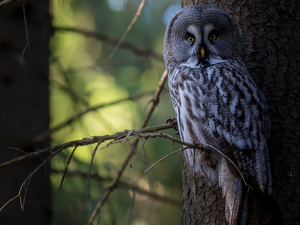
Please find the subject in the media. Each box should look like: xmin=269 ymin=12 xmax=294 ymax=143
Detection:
xmin=163 ymin=5 xmax=236 ymax=71
xmin=185 ymin=23 xmax=227 ymax=68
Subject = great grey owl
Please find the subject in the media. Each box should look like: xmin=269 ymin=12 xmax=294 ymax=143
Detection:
xmin=163 ymin=4 xmax=282 ymax=225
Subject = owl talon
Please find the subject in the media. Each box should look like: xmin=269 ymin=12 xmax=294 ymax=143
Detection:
xmin=166 ymin=116 xmax=179 ymax=135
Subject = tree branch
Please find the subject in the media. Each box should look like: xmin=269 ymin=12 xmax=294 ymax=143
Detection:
xmin=107 ymin=0 xmax=146 ymax=61
xmin=52 ymin=169 xmax=181 ymax=207
xmin=142 ymin=71 xmax=168 ymax=127
xmin=31 ymin=92 xmax=152 ymax=145
xmin=55 ymin=27 xmax=163 ymax=61
xmin=59 ymin=146 xmax=78 ymax=190
xmin=0 ymin=123 xmax=173 ymax=170
xmin=1 ymin=121 xmax=249 ymax=212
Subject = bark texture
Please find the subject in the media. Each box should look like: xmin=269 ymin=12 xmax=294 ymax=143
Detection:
xmin=181 ymin=0 xmax=300 ymax=224
xmin=0 ymin=0 xmax=52 ymax=224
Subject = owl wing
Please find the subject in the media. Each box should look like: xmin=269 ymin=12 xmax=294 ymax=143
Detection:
xmin=194 ymin=64 xmax=273 ymax=224
xmin=200 ymin=64 xmax=272 ymax=196
xmin=169 ymin=64 xmax=274 ymax=224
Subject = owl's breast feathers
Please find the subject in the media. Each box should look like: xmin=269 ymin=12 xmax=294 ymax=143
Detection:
xmin=168 ymin=61 xmax=272 ymax=196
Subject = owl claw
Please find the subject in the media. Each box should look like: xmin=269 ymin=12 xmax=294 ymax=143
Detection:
xmin=166 ymin=116 xmax=179 ymax=135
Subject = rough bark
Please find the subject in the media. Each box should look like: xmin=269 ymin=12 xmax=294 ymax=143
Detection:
xmin=0 ymin=0 xmax=52 ymax=224
xmin=181 ymin=0 xmax=300 ymax=224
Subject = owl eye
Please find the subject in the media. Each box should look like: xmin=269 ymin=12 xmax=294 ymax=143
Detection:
xmin=209 ymin=34 xmax=217 ymax=41
xmin=187 ymin=36 xmax=195 ymax=43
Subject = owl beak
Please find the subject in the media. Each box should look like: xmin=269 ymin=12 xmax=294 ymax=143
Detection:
xmin=201 ymin=48 xmax=205 ymax=58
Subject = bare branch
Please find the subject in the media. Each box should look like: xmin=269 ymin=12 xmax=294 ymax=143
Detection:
xmin=142 ymin=70 xmax=168 ymax=127
xmin=0 ymin=0 xmax=17 ymax=9
xmin=59 ymin=146 xmax=78 ymax=190
xmin=7 ymin=147 xmax=27 ymax=155
xmin=87 ymin=142 xmax=101 ymax=198
xmin=0 ymin=123 xmax=173 ymax=170
xmin=144 ymin=146 xmax=189 ymax=173
xmin=55 ymin=27 xmax=163 ymax=61
xmin=142 ymin=132 xmax=251 ymax=189
xmin=142 ymin=138 xmax=159 ymax=188
xmin=130 ymin=138 xmax=146 ymax=168
xmin=107 ymin=0 xmax=146 ymax=61
xmin=141 ymin=133 xmax=251 ymax=189
xmin=5 ymin=120 xmax=249 ymax=212
xmin=52 ymin=169 xmax=181 ymax=207
xmin=1 ymin=124 xmax=248 ymax=212
xmin=50 ymin=60 xmax=90 ymax=106
xmin=20 ymin=176 xmax=32 ymax=211
xmin=31 ymin=92 xmax=152 ymax=145
xmin=0 ymin=156 xmax=50 ymax=211
xmin=204 ymin=143 xmax=252 ymax=190
xmin=21 ymin=0 xmax=30 ymax=64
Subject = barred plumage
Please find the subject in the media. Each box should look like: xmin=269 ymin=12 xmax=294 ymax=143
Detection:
xmin=164 ymin=4 xmax=282 ymax=225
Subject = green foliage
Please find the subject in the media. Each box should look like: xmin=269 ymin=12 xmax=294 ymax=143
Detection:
xmin=50 ymin=0 xmax=182 ymax=224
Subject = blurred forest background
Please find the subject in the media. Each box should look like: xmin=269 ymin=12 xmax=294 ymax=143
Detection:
xmin=1 ymin=0 xmax=299 ymax=224
xmin=50 ymin=0 xmax=182 ymax=224
xmin=0 ymin=0 xmax=186 ymax=224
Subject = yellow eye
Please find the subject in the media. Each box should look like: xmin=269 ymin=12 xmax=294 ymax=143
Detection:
xmin=187 ymin=36 xmax=195 ymax=42
xmin=209 ymin=34 xmax=217 ymax=41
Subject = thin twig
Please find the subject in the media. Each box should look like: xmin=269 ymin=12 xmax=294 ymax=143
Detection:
xmin=20 ymin=176 xmax=32 ymax=211
xmin=107 ymin=0 xmax=146 ymax=61
xmin=7 ymin=147 xmax=27 ymax=155
xmin=87 ymin=142 xmax=138 ymax=225
xmin=0 ymin=157 xmax=50 ymax=211
xmin=144 ymin=146 xmax=189 ymax=173
xmin=141 ymin=71 xmax=167 ymax=127
xmin=51 ymin=68 xmax=89 ymax=106
xmin=59 ymin=146 xmax=78 ymax=190
xmin=0 ymin=0 xmax=17 ymax=9
xmin=118 ymin=136 xmax=135 ymax=148
xmin=55 ymin=27 xmax=163 ymax=61
xmin=1 ymin=144 xmax=75 ymax=211
xmin=130 ymin=138 xmax=147 ymax=168
xmin=204 ymin=143 xmax=252 ymax=190
xmin=86 ymin=70 xmax=168 ymax=225
xmin=21 ymin=0 xmax=30 ymax=64
xmin=142 ymin=138 xmax=159 ymax=188
xmin=142 ymin=138 xmax=251 ymax=189
xmin=101 ymin=129 xmax=139 ymax=150
xmin=31 ymin=92 xmax=152 ymax=145
xmin=87 ymin=142 xmax=101 ymax=198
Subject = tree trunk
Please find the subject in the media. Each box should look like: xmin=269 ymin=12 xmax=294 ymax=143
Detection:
xmin=181 ymin=0 xmax=300 ymax=224
xmin=0 ymin=1 xmax=52 ymax=224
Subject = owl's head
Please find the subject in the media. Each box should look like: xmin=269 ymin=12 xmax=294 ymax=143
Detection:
xmin=164 ymin=5 xmax=240 ymax=71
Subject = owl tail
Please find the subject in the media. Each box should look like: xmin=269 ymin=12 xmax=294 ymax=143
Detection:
xmin=230 ymin=177 xmax=252 ymax=225
xmin=219 ymin=158 xmax=252 ymax=225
